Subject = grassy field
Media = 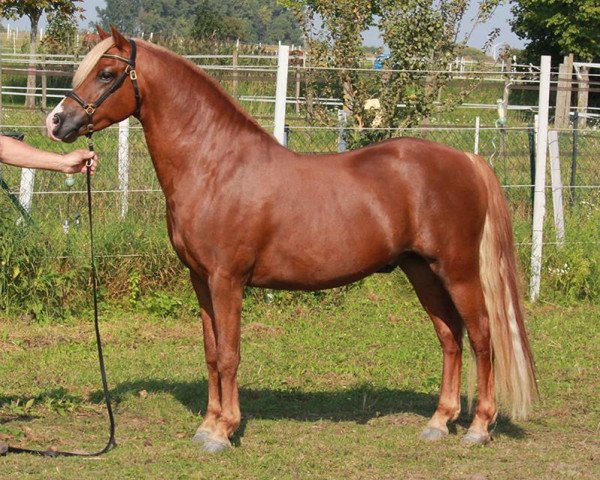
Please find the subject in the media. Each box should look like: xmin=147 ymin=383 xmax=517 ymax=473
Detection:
xmin=0 ymin=34 xmax=598 ymax=479
xmin=0 ymin=273 xmax=598 ymax=479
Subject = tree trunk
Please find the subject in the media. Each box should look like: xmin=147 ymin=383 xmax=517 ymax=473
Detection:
xmin=25 ymin=14 xmax=40 ymax=109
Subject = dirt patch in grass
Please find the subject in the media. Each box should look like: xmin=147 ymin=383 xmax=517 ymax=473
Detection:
xmin=242 ymin=322 xmax=284 ymax=337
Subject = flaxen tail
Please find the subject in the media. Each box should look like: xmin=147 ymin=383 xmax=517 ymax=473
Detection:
xmin=471 ymin=153 xmax=538 ymax=420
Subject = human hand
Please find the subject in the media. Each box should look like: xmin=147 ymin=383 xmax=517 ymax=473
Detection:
xmin=59 ymin=149 xmax=98 ymax=174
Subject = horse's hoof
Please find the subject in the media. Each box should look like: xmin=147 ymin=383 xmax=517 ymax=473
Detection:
xmin=420 ymin=426 xmax=448 ymax=441
xmin=201 ymin=437 xmax=231 ymax=453
xmin=461 ymin=430 xmax=491 ymax=445
xmin=0 ymin=442 xmax=7 ymax=456
xmin=192 ymin=429 xmax=212 ymax=443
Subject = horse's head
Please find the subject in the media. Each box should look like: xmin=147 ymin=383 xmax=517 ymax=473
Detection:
xmin=47 ymin=26 xmax=141 ymax=143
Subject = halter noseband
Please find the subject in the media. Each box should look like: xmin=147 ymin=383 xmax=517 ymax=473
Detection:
xmin=66 ymin=39 xmax=141 ymax=136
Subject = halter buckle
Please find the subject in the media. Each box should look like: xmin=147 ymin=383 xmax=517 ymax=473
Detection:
xmin=84 ymin=104 xmax=96 ymax=115
xmin=129 ymin=69 xmax=138 ymax=81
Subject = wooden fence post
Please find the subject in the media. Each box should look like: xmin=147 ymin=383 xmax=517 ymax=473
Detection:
xmin=232 ymin=43 xmax=239 ymax=99
xmin=41 ymin=55 xmax=47 ymax=110
xmin=273 ymin=44 xmax=289 ymax=145
xmin=295 ymin=68 xmax=301 ymax=114
xmin=118 ymin=118 xmax=130 ymax=218
xmin=530 ymin=55 xmax=552 ymax=302
xmin=554 ymin=54 xmax=573 ymax=129
xmin=576 ymin=66 xmax=589 ymax=129
xmin=474 ymin=116 xmax=480 ymax=154
xmin=19 ymin=168 xmax=36 ymax=217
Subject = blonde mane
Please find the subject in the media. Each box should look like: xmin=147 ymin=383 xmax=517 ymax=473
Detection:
xmin=73 ymin=37 xmax=115 ymax=88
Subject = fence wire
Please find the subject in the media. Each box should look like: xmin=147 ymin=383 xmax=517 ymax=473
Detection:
xmin=0 ymin=59 xmax=598 ymax=302
xmin=2 ymin=123 xmax=597 ymax=250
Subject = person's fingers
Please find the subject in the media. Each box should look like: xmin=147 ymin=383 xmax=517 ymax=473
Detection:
xmin=62 ymin=150 xmax=98 ymax=174
xmin=79 ymin=158 xmax=97 ymax=174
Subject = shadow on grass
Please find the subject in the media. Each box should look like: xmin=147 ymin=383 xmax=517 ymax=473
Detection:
xmin=0 ymin=382 xmax=526 ymax=440
xmin=92 ymin=379 xmax=526 ymax=440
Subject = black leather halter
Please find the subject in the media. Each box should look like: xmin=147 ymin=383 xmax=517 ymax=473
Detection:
xmin=66 ymin=39 xmax=141 ymax=135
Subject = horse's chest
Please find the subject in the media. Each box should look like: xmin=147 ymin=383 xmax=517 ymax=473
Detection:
xmin=165 ymin=202 xmax=236 ymax=274
xmin=165 ymin=206 xmax=209 ymax=267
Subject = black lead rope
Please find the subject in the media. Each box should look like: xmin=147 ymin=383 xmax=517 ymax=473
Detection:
xmin=5 ymin=38 xmax=141 ymax=457
xmin=6 ymin=135 xmax=117 ymax=458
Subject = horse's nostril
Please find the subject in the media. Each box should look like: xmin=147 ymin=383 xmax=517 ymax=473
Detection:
xmin=52 ymin=114 xmax=61 ymax=126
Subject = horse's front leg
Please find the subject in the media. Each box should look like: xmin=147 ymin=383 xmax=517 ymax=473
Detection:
xmin=190 ymin=271 xmax=243 ymax=452
xmin=190 ymin=273 xmax=222 ymax=442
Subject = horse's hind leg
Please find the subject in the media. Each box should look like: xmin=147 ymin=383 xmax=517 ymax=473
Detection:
xmin=443 ymin=267 xmax=497 ymax=445
xmin=399 ymin=254 xmax=463 ymax=441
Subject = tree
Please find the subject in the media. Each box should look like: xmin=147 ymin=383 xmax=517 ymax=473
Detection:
xmin=97 ymin=0 xmax=301 ymax=44
xmin=283 ymin=0 xmax=501 ymax=143
xmin=192 ymin=1 xmax=226 ymax=41
xmin=191 ymin=1 xmax=253 ymax=42
xmin=138 ymin=0 xmax=198 ymax=36
xmin=192 ymin=0 xmax=302 ymax=44
xmin=510 ymin=0 xmax=600 ymax=63
xmin=0 ymin=0 xmax=82 ymax=107
xmin=96 ymin=0 xmax=142 ymax=36
xmin=42 ymin=9 xmax=78 ymax=53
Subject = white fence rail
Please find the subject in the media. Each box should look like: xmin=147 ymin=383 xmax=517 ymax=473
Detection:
xmin=1 ymin=49 xmax=598 ymax=302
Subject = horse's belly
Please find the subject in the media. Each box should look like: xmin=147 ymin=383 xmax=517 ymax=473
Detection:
xmin=249 ymin=225 xmax=404 ymax=290
xmin=249 ymin=263 xmax=388 ymax=290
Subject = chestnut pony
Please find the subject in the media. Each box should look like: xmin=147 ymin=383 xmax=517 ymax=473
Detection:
xmin=47 ymin=27 xmax=536 ymax=453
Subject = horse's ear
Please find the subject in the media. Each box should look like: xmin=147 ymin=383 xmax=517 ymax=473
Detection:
xmin=96 ymin=25 xmax=110 ymax=40
xmin=109 ymin=25 xmax=128 ymax=49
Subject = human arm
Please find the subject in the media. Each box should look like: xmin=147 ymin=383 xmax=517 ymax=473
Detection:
xmin=0 ymin=135 xmax=97 ymax=174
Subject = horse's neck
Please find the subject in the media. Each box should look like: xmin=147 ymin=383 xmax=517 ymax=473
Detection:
xmin=137 ymin=45 xmax=275 ymax=189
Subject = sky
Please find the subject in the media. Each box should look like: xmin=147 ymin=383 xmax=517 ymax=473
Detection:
xmin=4 ymin=0 xmax=525 ymax=52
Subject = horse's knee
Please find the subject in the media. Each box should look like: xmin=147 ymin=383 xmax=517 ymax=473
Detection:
xmin=217 ymin=350 xmax=240 ymax=376
xmin=205 ymin=357 xmax=218 ymax=372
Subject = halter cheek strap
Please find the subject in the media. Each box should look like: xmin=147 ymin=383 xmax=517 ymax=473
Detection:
xmin=66 ymin=39 xmax=141 ymax=136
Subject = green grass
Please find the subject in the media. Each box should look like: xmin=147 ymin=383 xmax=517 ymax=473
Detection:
xmin=0 ymin=274 xmax=598 ymax=479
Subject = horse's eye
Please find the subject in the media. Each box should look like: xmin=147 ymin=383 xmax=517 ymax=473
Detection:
xmin=99 ymin=70 xmax=114 ymax=82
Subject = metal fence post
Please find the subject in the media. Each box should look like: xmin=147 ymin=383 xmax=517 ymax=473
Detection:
xmin=273 ymin=44 xmax=289 ymax=145
xmin=528 ymin=122 xmax=536 ymax=212
xmin=118 ymin=118 xmax=130 ymax=218
xmin=530 ymin=56 xmax=552 ymax=302
xmin=338 ymin=109 xmax=348 ymax=153
xmin=570 ymin=112 xmax=579 ymax=206
xmin=548 ymin=130 xmax=565 ymax=246
xmin=0 ymin=39 xmax=3 ymax=125
xmin=474 ymin=116 xmax=480 ymax=154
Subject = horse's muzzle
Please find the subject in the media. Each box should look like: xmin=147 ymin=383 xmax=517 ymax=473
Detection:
xmin=46 ymin=110 xmax=82 ymax=143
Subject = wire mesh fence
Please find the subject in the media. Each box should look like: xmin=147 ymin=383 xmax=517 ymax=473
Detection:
xmin=0 ymin=54 xmax=598 ymax=306
xmin=2 ymin=123 xmax=597 ymax=248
